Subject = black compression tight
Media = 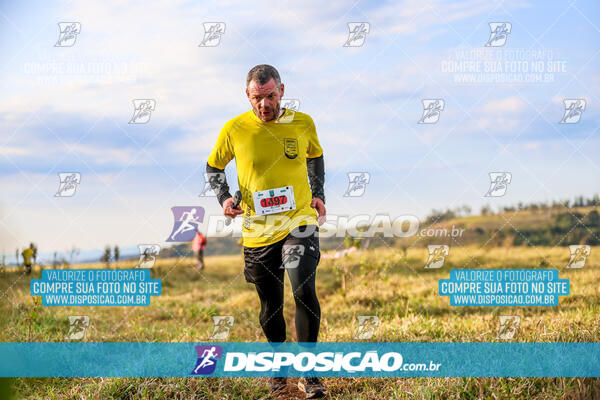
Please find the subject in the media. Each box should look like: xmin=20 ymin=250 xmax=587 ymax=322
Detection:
xmin=254 ymin=254 xmax=321 ymax=343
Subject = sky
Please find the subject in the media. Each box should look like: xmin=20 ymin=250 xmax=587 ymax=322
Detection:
xmin=1 ymin=0 xmax=599 ymax=262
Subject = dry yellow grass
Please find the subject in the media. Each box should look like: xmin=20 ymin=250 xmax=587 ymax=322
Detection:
xmin=1 ymin=245 xmax=599 ymax=399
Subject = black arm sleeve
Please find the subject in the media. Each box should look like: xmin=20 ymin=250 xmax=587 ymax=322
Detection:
xmin=206 ymin=163 xmax=232 ymax=206
xmin=307 ymin=155 xmax=325 ymax=204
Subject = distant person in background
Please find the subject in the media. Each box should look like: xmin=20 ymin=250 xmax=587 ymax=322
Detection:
xmin=21 ymin=243 xmax=34 ymax=274
xmin=192 ymin=232 xmax=207 ymax=270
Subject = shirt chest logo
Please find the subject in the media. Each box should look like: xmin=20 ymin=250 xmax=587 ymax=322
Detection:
xmin=284 ymin=138 xmax=298 ymax=159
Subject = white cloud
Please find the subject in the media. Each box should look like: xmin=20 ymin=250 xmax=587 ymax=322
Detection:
xmin=480 ymin=96 xmax=527 ymax=113
xmin=0 ymin=145 xmax=30 ymax=156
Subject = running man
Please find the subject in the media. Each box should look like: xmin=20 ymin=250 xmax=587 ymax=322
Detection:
xmin=192 ymin=232 xmax=207 ymax=270
xmin=206 ymin=65 xmax=327 ymax=398
xmin=21 ymin=243 xmax=34 ymax=275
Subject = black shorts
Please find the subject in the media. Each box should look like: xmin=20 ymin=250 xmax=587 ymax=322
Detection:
xmin=243 ymin=225 xmax=320 ymax=285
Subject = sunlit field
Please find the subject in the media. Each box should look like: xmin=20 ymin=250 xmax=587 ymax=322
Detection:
xmin=1 ymin=245 xmax=599 ymax=399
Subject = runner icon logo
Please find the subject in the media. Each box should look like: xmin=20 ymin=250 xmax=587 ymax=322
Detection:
xmin=344 ymin=22 xmax=370 ymax=47
xmin=192 ymin=345 xmax=222 ymax=375
xmin=497 ymin=316 xmax=520 ymax=340
xmin=129 ymin=99 xmax=156 ymax=124
xmin=209 ymin=316 xmax=234 ymax=340
xmin=281 ymin=245 xmax=305 ymax=269
xmin=560 ymin=99 xmax=586 ymax=124
xmin=199 ymin=23 xmax=226 ymax=47
xmin=66 ymin=316 xmax=89 ymax=340
xmin=566 ymin=245 xmax=590 ymax=269
xmin=485 ymin=22 xmax=511 ymax=47
xmin=485 ymin=172 xmax=512 ymax=197
xmin=344 ymin=172 xmax=370 ymax=197
xmin=166 ymin=206 xmax=205 ymax=242
xmin=199 ymin=172 xmax=226 ymax=197
xmin=419 ymin=99 xmax=445 ymax=124
xmin=55 ymin=172 xmax=81 ymax=197
xmin=137 ymin=244 xmax=161 ymax=268
xmin=355 ymin=316 xmax=380 ymax=340
xmin=424 ymin=245 xmax=449 ymax=269
xmin=55 ymin=22 xmax=81 ymax=47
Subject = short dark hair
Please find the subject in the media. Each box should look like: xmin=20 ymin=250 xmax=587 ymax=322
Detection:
xmin=246 ymin=64 xmax=281 ymax=87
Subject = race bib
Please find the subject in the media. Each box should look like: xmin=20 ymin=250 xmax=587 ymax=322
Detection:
xmin=253 ymin=186 xmax=296 ymax=215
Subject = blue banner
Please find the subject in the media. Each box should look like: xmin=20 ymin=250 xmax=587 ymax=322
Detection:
xmin=30 ymin=269 xmax=161 ymax=306
xmin=439 ymin=269 xmax=569 ymax=306
xmin=0 ymin=342 xmax=598 ymax=377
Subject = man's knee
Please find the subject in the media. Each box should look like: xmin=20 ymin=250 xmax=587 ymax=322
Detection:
xmin=292 ymin=284 xmax=318 ymax=306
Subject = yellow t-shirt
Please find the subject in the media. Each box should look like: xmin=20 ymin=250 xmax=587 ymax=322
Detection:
xmin=22 ymin=248 xmax=34 ymax=265
xmin=207 ymin=108 xmax=323 ymax=247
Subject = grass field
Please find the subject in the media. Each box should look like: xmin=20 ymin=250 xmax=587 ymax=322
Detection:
xmin=1 ymin=245 xmax=599 ymax=399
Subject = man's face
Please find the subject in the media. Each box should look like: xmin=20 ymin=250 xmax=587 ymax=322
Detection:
xmin=246 ymin=78 xmax=285 ymax=122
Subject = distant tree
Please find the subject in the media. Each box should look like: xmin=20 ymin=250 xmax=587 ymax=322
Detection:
xmin=343 ymin=233 xmax=360 ymax=249
xmin=69 ymin=246 xmax=80 ymax=265
xmin=481 ymin=205 xmax=492 ymax=216
xmin=584 ymin=210 xmax=600 ymax=227
xmin=114 ymin=245 xmax=120 ymax=266
xmin=100 ymin=246 xmax=112 ymax=267
xmin=425 ymin=208 xmax=457 ymax=224
xmin=52 ymin=252 xmax=59 ymax=268
xmin=554 ymin=213 xmax=571 ymax=232
xmin=15 ymin=248 xmax=19 ymax=267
